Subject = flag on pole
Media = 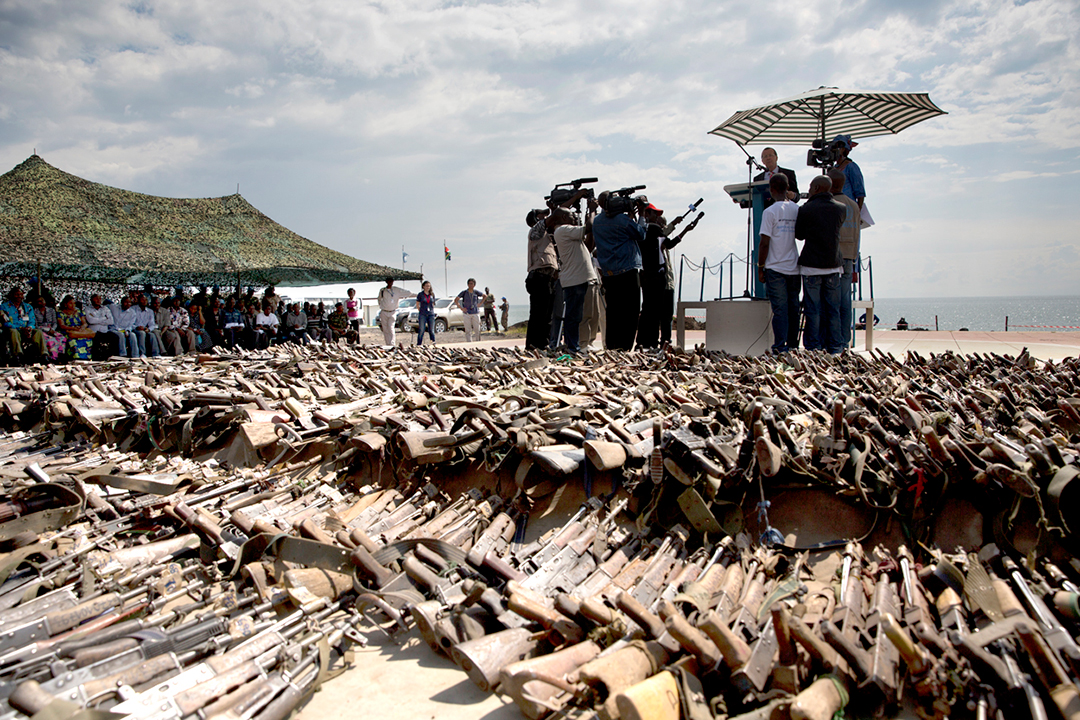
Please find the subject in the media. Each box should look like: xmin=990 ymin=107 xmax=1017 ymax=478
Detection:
xmin=444 ymin=244 xmax=451 ymax=261
xmin=402 ymin=250 xmax=409 ymax=264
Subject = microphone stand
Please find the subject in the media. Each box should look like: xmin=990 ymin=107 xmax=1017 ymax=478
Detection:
xmin=740 ymin=145 xmax=764 ymax=297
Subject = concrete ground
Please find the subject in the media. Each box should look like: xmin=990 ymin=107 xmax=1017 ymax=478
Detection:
xmin=438 ymin=327 xmax=1080 ymax=361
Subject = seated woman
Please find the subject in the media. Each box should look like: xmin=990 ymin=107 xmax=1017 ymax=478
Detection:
xmin=32 ymin=296 xmax=66 ymax=362
xmin=56 ymin=295 xmax=96 ymax=360
xmin=187 ymin=302 xmax=214 ymax=351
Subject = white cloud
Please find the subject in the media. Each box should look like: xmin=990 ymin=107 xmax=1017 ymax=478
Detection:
xmin=0 ymin=0 xmax=1078 ymax=302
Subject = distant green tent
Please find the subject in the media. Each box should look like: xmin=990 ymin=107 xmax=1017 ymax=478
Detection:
xmin=0 ymin=155 xmax=420 ymax=288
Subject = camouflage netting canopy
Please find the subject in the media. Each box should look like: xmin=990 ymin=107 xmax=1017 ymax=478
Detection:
xmin=0 ymin=155 xmax=421 ymax=288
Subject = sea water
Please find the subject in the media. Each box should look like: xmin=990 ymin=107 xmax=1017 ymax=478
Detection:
xmin=503 ymin=295 xmax=1080 ymax=333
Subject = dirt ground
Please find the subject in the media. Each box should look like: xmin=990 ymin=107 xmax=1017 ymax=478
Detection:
xmin=354 ymin=325 xmax=524 ymax=347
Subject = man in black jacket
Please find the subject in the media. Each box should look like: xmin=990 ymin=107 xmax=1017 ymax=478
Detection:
xmin=795 ymin=175 xmax=844 ymax=353
xmin=754 ymin=147 xmax=799 ymax=208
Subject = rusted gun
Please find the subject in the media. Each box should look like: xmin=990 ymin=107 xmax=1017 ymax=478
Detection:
xmin=816 ymin=545 xmax=901 ymax=716
xmin=87 ymin=596 xmax=344 ymax=719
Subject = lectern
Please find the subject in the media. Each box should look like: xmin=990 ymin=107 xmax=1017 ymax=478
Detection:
xmin=723 ymin=179 xmax=771 ymax=299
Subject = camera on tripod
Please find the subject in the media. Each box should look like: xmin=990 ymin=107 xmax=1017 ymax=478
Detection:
xmin=806 ymin=139 xmax=843 ymax=168
xmin=548 ymin=177 xmax=598 ymax=210
xmin=606 ymin=184 xmax=647 ymax=215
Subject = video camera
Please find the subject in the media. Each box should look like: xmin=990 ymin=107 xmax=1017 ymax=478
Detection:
xmin=547 ymin=177 xmax=598 ymax=210
xmin=806 ymin=138 xmax=843 ymax=168
xmin=606 ymin=184 xmax=647 ymax=216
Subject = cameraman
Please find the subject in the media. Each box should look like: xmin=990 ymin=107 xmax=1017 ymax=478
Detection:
xmin=525 ymin=208 xmax=557 ymax=351
xmin=593 ymin=190 xmax=645 ymax=350
xmin=831 ymin=135 xmax=865 ymax=209
xmin=551 ymin=198 xmax=599 ymax=355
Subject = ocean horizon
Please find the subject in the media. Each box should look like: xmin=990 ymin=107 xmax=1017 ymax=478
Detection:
xmin=501 ymin=294 xmax=1080 ymax=333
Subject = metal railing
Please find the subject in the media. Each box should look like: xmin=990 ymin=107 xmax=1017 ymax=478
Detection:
xmin=676 ymin=253 xmax=875 ymax=303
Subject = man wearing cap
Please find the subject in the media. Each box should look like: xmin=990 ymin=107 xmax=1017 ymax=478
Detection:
xmin=593 ymin=191 xmax=645 ymax=350
xmin=753 ymin=148 xmax=799 ymax=208
xmin=795 ymin=176 xmax=845 ymax=354
xmin=377 ymin=276 xmax=409 ymax=345
xmin=552 ymin=199 xmax=599 ymax=354
xmin=832 ymin=135 xmax=865 ymax=209
xmin=525 ymin=208 xmax=557 ymax=351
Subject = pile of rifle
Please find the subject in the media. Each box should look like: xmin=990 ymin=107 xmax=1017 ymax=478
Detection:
xmin=1 ymin=341 xmax=1079 ymax=720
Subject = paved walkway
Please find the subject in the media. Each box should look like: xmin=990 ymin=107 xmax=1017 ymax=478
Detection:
xmin=462 ymin=329 xmax=1080 ymax=360
xmin=859 ymin=330 xmax=1080 ymax=360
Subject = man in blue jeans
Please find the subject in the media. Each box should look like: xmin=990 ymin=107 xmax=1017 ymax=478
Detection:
xmin=756 ymin=174 xmax=801 ymax=353
xmin=828 ymin=169 xmax=861 ymax=347
xmin=795 ymin=176 xmax=845 ymax=353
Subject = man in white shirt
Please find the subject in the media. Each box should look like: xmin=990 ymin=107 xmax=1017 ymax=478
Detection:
xmin=85 ymin=294 xmax=122 ymax=359
xmin=377 ymin=277 xmax=409 ymax=346
xmin=757 ymin=174 xmax=802 ymax=353
xmin=254 ymin=302 xmax=280 ymax=349
xmin=113 ymin=296 xmax=140 ymax=357
xmin=133 ymin=294 xmax=160 ymax=357
xmin=552 ymin=202 xmax=600 ymax=354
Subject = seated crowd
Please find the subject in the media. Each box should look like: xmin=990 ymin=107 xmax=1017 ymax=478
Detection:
xmin=1 ymin=283 xmax=347 ymax=364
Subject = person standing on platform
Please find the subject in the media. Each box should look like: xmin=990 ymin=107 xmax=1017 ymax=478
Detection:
xmin=832 ymin=135 xmax=865 ymax=209
xmin=828 ymin=169 xmax=862 ymax=348
xmin=795 ymin=176 xmax=845 ymax=353
xmin=377 ymin=277 xmax=409 ymax=346
xmin=754 ymin=147 xmax=799 ymax=208
xmin=593 ymin=191 xmax=645 ymax=350
xmin=552 ymin=200 xmax=599 ymax=354
xmin=454 ymin=278 xmax=485 ymax=342
xmin=525 ymin=209 xmax=558 ymax=351
xmin=757 ymin=174 xmax=802 ymax=353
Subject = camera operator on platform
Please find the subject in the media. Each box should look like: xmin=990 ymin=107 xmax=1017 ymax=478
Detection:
xmin=831 ymin=135 xmax=865 ymax=209
xmin=754 ymin=147 xmax=799 ymax=208
xmin=593 ymin=190 xmax=645 ymax=351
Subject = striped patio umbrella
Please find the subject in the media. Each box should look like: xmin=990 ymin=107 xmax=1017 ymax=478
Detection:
xmin=709 ymin=86 xmax=947 ymax=146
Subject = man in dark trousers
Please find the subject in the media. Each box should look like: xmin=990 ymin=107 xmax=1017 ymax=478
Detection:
xmin=795 ymin=175 xmax=845 ymax=353
xmin=525 ymin=209 xmax=558 ymax=351
xmin=754 ymin=147 xmax=799 ymax=208
xmin=593 ymin=191 xmax=645 ymax=350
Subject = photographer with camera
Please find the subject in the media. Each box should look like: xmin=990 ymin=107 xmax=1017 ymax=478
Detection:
xmin=593 ymin=186 xmax=646 ymax=350
xmin=551 ymin=196 xmax=599 ymax=355
xmin=831 ymin=135 xmax=865 ymax=209
xmin=637 ymin=201 xmax=704 ymax=348
xmin=525 ymin=208 xmax=557 ymax=351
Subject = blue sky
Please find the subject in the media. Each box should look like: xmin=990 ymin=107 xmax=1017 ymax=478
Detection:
xmin=1 ymin=0 xmax=1077 ymax=306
